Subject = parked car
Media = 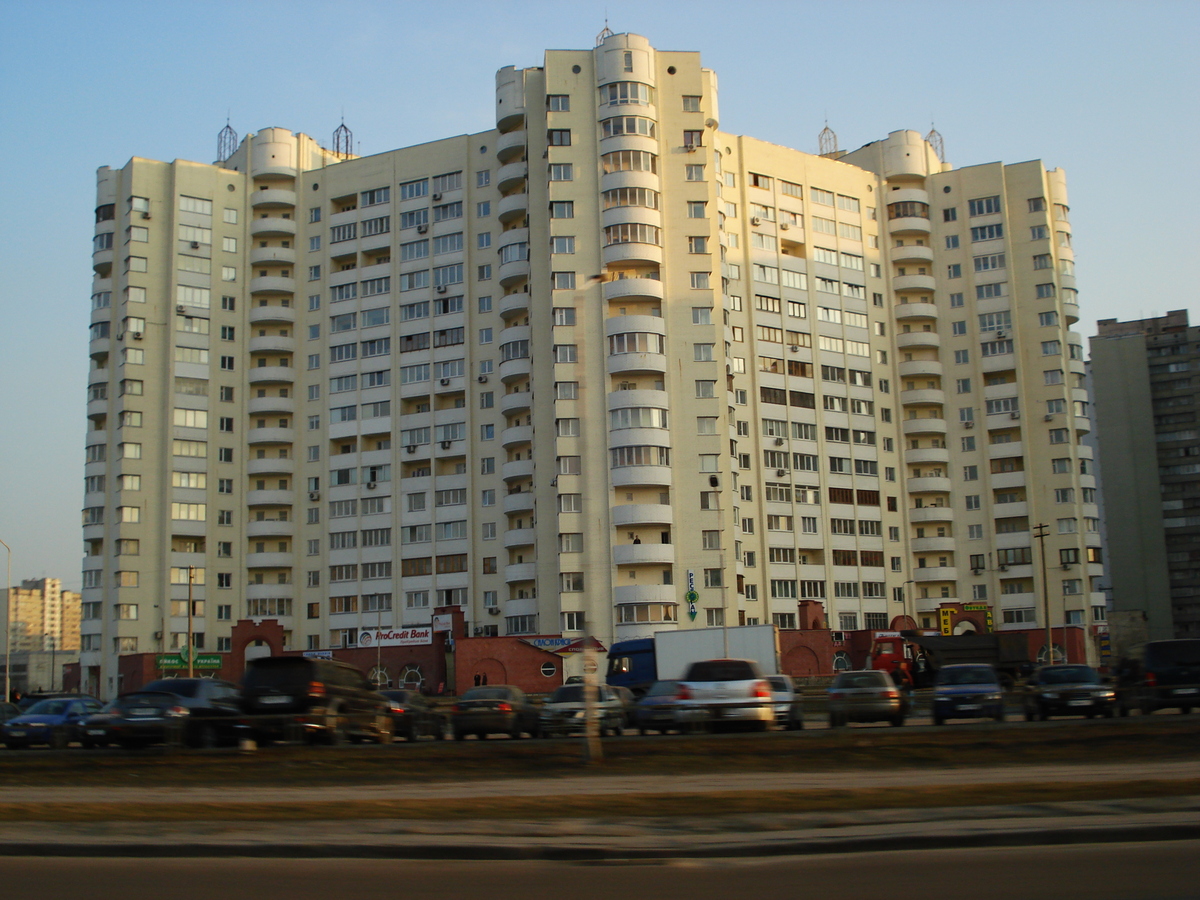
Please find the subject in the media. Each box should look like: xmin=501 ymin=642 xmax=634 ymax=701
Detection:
xmin=1134 ymin=639 xmax=1200 ymax=715
xmin=766 ymin=674 xmax=805 ymax=730
xmin=16 ymin=692 xmax=92 ymax=713
xmin=131 ymin=678 xmax=246 ymax=747
xmin=379 ymin=690 xmax=445 ymax=741
xmin=631 ymin=680 xmax=703 ymax=735
xmin=932 ymin=664 xmax=1006 ymax=725
xmin=450 ymin=685 xmax=539 ymax=740
xmin=2 ymin=696 xmax=104 ymax=748
xmin=0 ymin=702 xmax=19 ymax=726
xmin=676 ymin=659 xmax=773 ymax=732
xmin=538 ymin=684 xmax=626 ymax=738
xmin=608 ymin=685 xmax=637 ymax=730
xmin=828 ymin=670 xmax=907 ymax=727
xmin=1022 ymin=664 xmax=1115 ymax=721
xmin=79 ymin=691 xmax=193 ymax=749
xmin=241 ymin=656 xmax=392 ymax=745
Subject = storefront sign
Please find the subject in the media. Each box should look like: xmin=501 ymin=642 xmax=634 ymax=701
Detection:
xmin=357 ymin=627 xmax=432 ymax=648
xmin=431 ymin=614 xmax=453 ymax=633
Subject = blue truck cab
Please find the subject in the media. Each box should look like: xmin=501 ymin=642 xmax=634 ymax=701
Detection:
xmin=606 ymin=639 xmax=657 ymax=696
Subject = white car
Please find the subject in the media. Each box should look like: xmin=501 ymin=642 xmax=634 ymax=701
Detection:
xmin=677 ymin=659 xmax=774 ymax=731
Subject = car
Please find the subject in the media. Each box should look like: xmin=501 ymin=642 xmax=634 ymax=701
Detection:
xmin=16 ymin=692 xmax=92 ymax=713
xmin=80 ymin=691 xmax=194 ymax=749
xmin=132 ymin=678 xmax=246 ymax=747
xmin=2 ymin=696 xmax=104 ymax=748
xmin=1135 ymin=639 xmax=1200 ymax=715
xmin=932 ymin=664 xmax=1006 ymax=725
xmin=827 ymin=670 xmax=907 ymax=727
xmin=0 ymin=702 xmax=19 ymax=726
xmin=379 ymin=690 xmax=446 ymax=741
xmin=676 ymin=659 xmax=774 ymax=732
xmin=608 ymin=685 xmax=637 ymax=730
xmin=450 ymin=685 xmax=539 ymax=740
xmin=1022 ymin=664 xmax=1116 ymax=721
xmin=631 ymin=680 xmax=705 ymax=735
xmin=766 ymin=674 xmax=805 ymax=730
xmin=538 ymin=684 xmax=626 ymax=738
xmin=241 ymin=656 xmax=392 ymax=745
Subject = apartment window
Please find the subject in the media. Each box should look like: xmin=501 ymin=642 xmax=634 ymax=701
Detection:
xmin=683 ymin=130 xmax=703 ymax=148
xmin=547 ymin=129 xmax=571 ymax=146
xmin=968 ymin=196 xmax=1001 ymax=216
xmin=549 ymin=163 xmax=573 ymax=181
xmin=685 ymin=164 xmax=704 ymax=181
xmin=947 ymin=264 xmax=962 ymax=278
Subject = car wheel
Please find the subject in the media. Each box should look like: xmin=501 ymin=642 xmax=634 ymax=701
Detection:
xmin=932 ymin=714 xmax=944 ymax=726
xmin=51 ymin=726 xmax=69 ymax=750
xmin=196 ymin=724 xmax=218 ymax=750
xmin=890 ymin=715 xmax=904 ymax=727
xmin=828 ymin=714 xmax=841 ymax=728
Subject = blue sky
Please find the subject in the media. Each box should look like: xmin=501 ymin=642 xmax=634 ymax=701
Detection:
xmin=1 ymin=0 xmax=1196 ymax=589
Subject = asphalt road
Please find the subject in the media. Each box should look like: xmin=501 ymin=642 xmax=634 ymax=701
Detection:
xmin=1 ymin=842 xmax=1197 ymax=899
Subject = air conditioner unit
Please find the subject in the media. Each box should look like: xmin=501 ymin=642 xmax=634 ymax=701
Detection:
xmin=141 ymin=212 xmax=152 ymax=220
xmin=831 ymin=631 xmax=846 ymax=643
xmin=789 ymin=345 xmax=799 ymax=353
xmin=406 ymin=445 xmax=416 ymax=454
xmin=780 ymin=222 xmax=790 ymax=230
xmin=440 ymin=440 xmax=452 ymax=449
xmin=131 ymin=331 xmax=143 ymax=340
xmin=972 ymin=568 xmax=983 ymax=576
xmin=963 ymin=421 xmax=974 ymax=428
xmin=439 ymin=377 xmax=451 ymax=386
xmin=477 ymin=375 xmax=488 ymax=383
xmin=1061 ymin=563 xmax=1072 ymax=570
xmin=998 ymin=564 xmax=1008 ymax=572
xmin=432 ymin=192 xmax=443 ymax=201
xmin=488 ymin=607 xmax=501 ymax=615
xmin=417 ymin=224 xmax=428 ymax=234
xmin=366 ymin=481 xmax=377 ymax=489
xmin=436 ymin=285 xmax=448 ymax=293
xmin=176 ymin=304 xmax=187 ymax=313
xmin=685 ymin=144 xmax=698 ymax=153
xmin=473 ymin=627 xmax=484 ymax=636
xmin=774 ymin=438 xmax=785 ymax=446
xmin=1008 ymin=412 xmax=1019 ymax=420
xmin=776 ymin=469 xmax=787 ymax=477
xmin=751 ymin=216 xmax=762 ymax=226
xmin=1044 ymin=414 xmax=1055 ymax=421
xmin=308 ymin=490 xmax=320 ymax=501
xmin=190 ymin=241 xmax=200 ymax=249
xmin=154 ymin=631 xmax=162 ymax=640
xmin=995 ymin=331 xmax=1007 ymax=339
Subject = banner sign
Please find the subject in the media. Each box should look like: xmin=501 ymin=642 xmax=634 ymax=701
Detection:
xmin=357 ymin=626 xmax=432 ymax=648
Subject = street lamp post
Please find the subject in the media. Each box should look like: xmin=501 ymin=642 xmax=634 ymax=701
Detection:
xmin=1 ymin=538 xmax=11 ymax=703
xmin=710 ymin=475 xmax=730 ymax=657
xmin=187 ymin=565 xmax=195 ymax=678
xmin=1033 ymin=523 xmax=1053 ymax=665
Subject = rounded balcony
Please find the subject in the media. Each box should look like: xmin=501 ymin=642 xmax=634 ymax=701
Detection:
xmin=902 ymin=417 xmax=947 ymax=437
xmin=498 ymin=258 xmax=531 ymax=288
xmin=607 ymin=388 xmax=668 ymax=411
xmin=246 ymin=489 xmax=295 ymax=506
xmin=912 ymin=567 xmax=958 ymax=583
xmin=250 ymin=217 xmax=297 ymax=237
xmin=603 ymin=277 xmax=665 ymax=303
xmin=248 ymin=367 xmax=295 ymax=385
xmin=611 ymin=504 xmax=673 ymax=527
xmin=495 ymin=129 xmax=526 ymax=163
xmin=497 ymin=192 xmax=528 ymax=225
xmin=503 ymin=528 xmax=537 ymax=550
xmin=614 ymin=585 xmax=677 ymax=606
xmin=502 ymin=491 xmax=535 ymax=515
xmin=89 ymin=337 xmax=110 ymax=359
xmin=908 ymin=505 xmax=954 ymax=524
xmin=247 ymin=457 xmax=295 ymax=476
xmin=249 ymin=305 xmax=296 ymax=326
xmin=248 ymin=395 xmax=296 ymax=416
xmin=987 ymin=441 xmax=1024 ymax=460
xmin=245 ymin=552 xmax=293 ymax=570
xmin=501 ymin=425 xmax=534 ymax=449
xmin=990 ymin=471 xmax=1027 ymax=490
xmin=887 ymin=216 xmax=931 ymax=236
xmin=249 ymin=275 xmax=296 ymax=295
xmin=249 ymin=335 xmax=296 ymax=354
xmin=250 ymin=247 xmax=296 ymax=267
xmin=246 ymin=582 xmax=295 ymax=601
xmin=904 ymin=447 xmax=950 ymax=466
xmin=92 ymin=249 xmax=113 ymax=275
xmin=250 ymin=188 xmax=297 ymax=209
xmin=87 ymin=398 xmax=107 ymax=419
xmin=892 ymin=274 xmax=938 ymax=293
xmin=496 ymin=160 xmax=528 ymax=193
xmin=897 ymin=359 xmax=943 ymax=379
xmin=606 ymin=352 xmax=667 ymax=377
xmin=246 ymin=426 xmax=296 ymax=444
xmin=245 ymin=520 xmax=295 ymax=541
xmin=500 ymin=390 xmax=532 ymax=416
xmin=907 ymin=476 xmax=952 ymax=494
xmin=910 ymin=537 xmax=956 ymax=554
xmin=499 ymin=356 xmax=532 ymax=384
xmin=504 ymin=562 xmax=537 ymax=584
xmin=601 ymin=205 xmax=661 ymax=231
xmin=603 ymin=242 xmax=663 ymax=266
xmin=890 ymin=244 xmax=934 ymax=264
xmin=900 ymin=388 xmax=945 ymax=407
xmin=502 ymin=458 xmax=534 ymax=482
xmin=611 ymin=466 xmax=672 ymax=488
xmin=893 ymin=302 xmax=939 ymax=321
xmin=498 ymin=291 xmax=529 ymax=320
xmin=613 ymin=544 xmax=675 ymax=566
xmin=600 ymin=169 xmax=660 ymax=194
xmin=896 ymin=331 xmax=941 ymax=351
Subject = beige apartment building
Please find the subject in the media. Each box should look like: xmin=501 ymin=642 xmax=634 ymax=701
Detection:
xmin=81 ymin=32 xmax=1100 ymax=697
xmin=7 ymin=578 xmax=80 ymax=653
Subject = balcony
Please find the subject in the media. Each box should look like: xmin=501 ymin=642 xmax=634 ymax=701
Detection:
xmin=503 ymin=528 xmax=537 ymax=550
xmin=606 ymin=352 xmax=667 ymax=377
xmin=897 ymin=359 xmax=943 ymax=379
xmin=611 ymin=465 xmax=673 ymax=488
xmin=249 ymin=275 xmax=296 ymax=295
xmin=250 ymin=217 xmax=297 ymax=237
xmin=249 ymin=335 xmax=296 ymax=354
xmin=249 ymin=304 xmax=296 ymax=325
xmin=497 ymin=192 xmax=528 ymax=225
xmin=248 ymin=367 xmax=295 ymax=385
xmin=906 ymin=476 xmax=952 ymax=494
xmin=990 ymin=471 xmax=1027 ymax=490
xmin=246 ymin=489 xmax=295 ymax=506
xmin=910 ymin=537 xmax=956 ymax=554
xmin=498 ymin=291 xmax=529 ymax=320
xmin=250 ymin=247 xmax=296 ymax=267
xmin=614 ymin=584 xmax=677 ymax=606
xmin=496 ymin=160 xmax=528 ymax=193
xmin=613 ymin=543 xmax=675 ymax=566
xmin=248 ymin=395 xmax=296 ymax=416
xmin=247 ymin=426 xmax=296 ymax=445
xmin=603 ymin=277 xmax=665 ymax=303
xmin=893 ymin=302 xmax=939 ymax=321
xmin=904 ymin=447 xmax=949 ymax=466
xmin=900 ymin=388 xmax=945 ymax=407
xmin=908 ymin=505 xmax=954 ymax=524
xmin=912 ymin=567 xmax=958 ymax=583
xmin=250 ymin=188 xmax=297 ymax=209
xmin=890 ymin=244 xmax=934 ymax=264
xmin=499 ymin=355 xmax=532 ymax=383
xmin=611 ymin=504 xmax=673 ymax=527
xmin=603 ymin=242 xmax=663 ymax=266
xmin=498 ymin=258 xmax=531 ymax=288
xmin=501 ymin=458 xmax=534 ymax=482
xmin=901 ymin=417 xmax=946 ymax=436
xmin=896 ymin=331 xmax=941 ymax=351
xmin=247 ymin=457 xmax=295 ymax=476
xmin=502 ymin=491 xmax=535 ymax=515
xmin=246 ymin=582 xmax=295 ymax=601
xmin=501 ymin=425 xmax=534 ymax=449
xmin=887 ymin=216 xmax=931 ymax=236
xmin=496 ymin=128 xmax=526 ymax=162
xmin=500 ymin=390 xmax=532 ymax=416
xmin=504 ymin=562 xmax=537 ymax=584
xmin=987 ymin=441 xmax=1024 ymax=459
xmin=245 ymin=552 xmax=293 ymax=569
xmin=892 ymin=274 xmax=938 ymax=293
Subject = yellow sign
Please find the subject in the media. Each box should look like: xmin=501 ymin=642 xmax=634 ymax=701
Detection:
xmin=939 ymin=608 xmax=953 ymax=636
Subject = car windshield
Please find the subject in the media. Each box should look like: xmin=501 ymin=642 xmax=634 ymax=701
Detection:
xmin=938 ymin=668 xmax=997 ymax=686
xmin=644 ymin=681 xmax=679 ymax=698
xmin=1040 ymin=666 xmax=1099 ymax=685
xmin=142 ymin=680 xmax=200 ymax=698
xmin=381 ymin=690 xmax=413 ymax=703
xmin=115 ymin=693 xmax=174 ymax=711
xmin=685 ymin=660 xmax=758 ymax=681
xmin=1144 ymin=640 xmax=1200 ymax=668
xmin=549 ymin=685 xmax=586 ymax=703
xmin=25 ymin=699 xmax=72 ymax=716
xmin=244 ymin=657 xmax=313 ymax=691
xmin=766 ymin=676 xmax=791 ymax=691
xmin=461 ymin=687 xmax=513 ymax=701
xmin=833 ymin=672 xmax=888 ymax=689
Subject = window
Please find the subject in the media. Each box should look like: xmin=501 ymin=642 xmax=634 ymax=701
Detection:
xmin=968 ymin=196 xmax=1001 ymax=216
xmin=549 ymin=163 xmax=573 ymax=181
xmin=547 ymin=129 xmax=571 ymax=146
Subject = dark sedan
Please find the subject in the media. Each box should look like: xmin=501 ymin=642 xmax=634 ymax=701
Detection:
xmin=380 ymin=690 xmax=446 ymax=741
xmin=80 ymin=692 xmax=195 ymax=749
xmin=1022 ymin=664 xmax=1116 ymax=720
xmin=2 ymin=697 xmax=104 ymax=748
xmin=631 ymin=680 xmax=706 ymax=735
xmin=450 ymin=685 xmax=540 ymax=740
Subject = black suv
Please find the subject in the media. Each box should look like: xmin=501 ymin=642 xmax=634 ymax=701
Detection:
xmin=1134 ymin=640 xmax=1200 ymax=715
xmin=241 ymin=656 xmax=392 ymax=744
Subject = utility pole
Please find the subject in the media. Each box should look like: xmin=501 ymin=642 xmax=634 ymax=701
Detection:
xmin=1 ymin=538 xmax=11 ymax=703
xmin=710 ymin=475 xmax=730 ymax=657
xmin=1033 ymin=523 xmax=1053 ymax=665
xmin=187 ymin=565 xmax=195 ymax=678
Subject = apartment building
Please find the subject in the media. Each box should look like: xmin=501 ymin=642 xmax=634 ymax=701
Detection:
xmin=6 ymin=578 xmax=81 ymax=654
xmin=1091 ymin=310 xmax=1200 ymax=645
xmin=81 ymin=31 xmax=1100 ymax=697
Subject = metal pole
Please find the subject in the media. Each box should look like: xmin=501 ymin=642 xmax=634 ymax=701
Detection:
xmin=1033 ymin=523 xmax=1053 ymax=665
xmin=376 ymin=607 xmax=382 ymax=687
xmin=187 ymin=565 xmax=195 ymax=678
xmin=582 ymin=639 xmax=601 ymax=764
xmin=711 ymin=476 xmax=729 ymax=657
xmin=1 ymin=538 xmax=11 ymax=703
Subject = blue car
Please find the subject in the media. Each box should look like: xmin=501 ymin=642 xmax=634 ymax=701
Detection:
xmin=2 ymin=696 xmax=104 ymax=748
xmin=932 ymin=664 xmax=1005 ymax=725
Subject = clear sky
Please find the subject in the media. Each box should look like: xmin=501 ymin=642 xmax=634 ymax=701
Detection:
xmin=1 ymin=0 xmax=1196 ymax=590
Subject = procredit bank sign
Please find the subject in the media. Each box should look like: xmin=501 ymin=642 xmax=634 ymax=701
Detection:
xmin=357 ymin=626 xmax=433 ymax=648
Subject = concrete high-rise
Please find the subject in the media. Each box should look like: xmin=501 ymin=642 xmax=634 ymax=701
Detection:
xmin=1091 ymin=310 xmax=1200 ymax=646
xmin=82 ymin=32 xmax=1100 ymax=697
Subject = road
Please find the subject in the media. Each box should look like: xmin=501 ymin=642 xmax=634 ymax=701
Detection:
xmin=1 ymin=842 xmax=1197 ymax=899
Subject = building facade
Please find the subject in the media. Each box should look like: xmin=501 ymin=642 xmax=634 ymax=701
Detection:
xmin=81 ymin=32 xmax=1100 ymax=698
xmin=7 ymin=578 xmax=80 ymax=654
xmin=1091 ymin=310 xmax=1200 ymax=645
